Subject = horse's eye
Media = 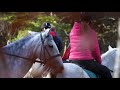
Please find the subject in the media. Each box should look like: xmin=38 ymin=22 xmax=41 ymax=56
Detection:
xmin=49 ymin=44 xmax=53 ymax=48
xmin=48 ymin=42 xmax=53 ymax=48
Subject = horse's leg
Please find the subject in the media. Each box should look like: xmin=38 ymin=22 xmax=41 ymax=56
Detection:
xmin=49 ymin=72 xmax=56 ymax=78
xmin=43 ymin=73 xmax=51 ymax=78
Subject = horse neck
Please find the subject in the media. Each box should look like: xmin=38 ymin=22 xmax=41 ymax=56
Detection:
xmin=23 ymin=34 xmax=42 ymax=59
xmin=101 ymin=50 xmax=116 ymax=71
xmin=4 ymin=34 xmax=42 ymax=60
xmin=0 ymin=34 xmax=43 ymax=78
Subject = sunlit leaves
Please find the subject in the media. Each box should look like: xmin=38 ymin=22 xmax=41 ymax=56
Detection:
xmin=91 ymin=17 xmax=117 ymax=53
xmin=11 ymin=30 xmax=29 ymax=42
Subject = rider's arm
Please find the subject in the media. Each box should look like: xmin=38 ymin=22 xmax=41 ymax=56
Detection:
xmin=92 ymin=33 xmax=102 ymax=64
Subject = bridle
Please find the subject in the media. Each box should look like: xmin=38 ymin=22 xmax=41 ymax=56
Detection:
xmin=38 ymin=33 xmax=61 ymax=65
xmin=0 ymin=32 xmax=61 ymax=65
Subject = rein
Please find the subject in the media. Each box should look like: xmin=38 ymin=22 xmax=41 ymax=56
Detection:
xmin=0 ymin=51 xmax=44 ymax=64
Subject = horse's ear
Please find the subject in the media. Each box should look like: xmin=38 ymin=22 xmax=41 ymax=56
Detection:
xmin=108 ymin=45 xmax=113 ymax=50
xmin=45 ymin=28 xmax=51 ymax=37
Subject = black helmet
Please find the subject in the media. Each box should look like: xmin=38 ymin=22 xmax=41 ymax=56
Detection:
xmin=41 ymin=22 xmax=51 ymax=30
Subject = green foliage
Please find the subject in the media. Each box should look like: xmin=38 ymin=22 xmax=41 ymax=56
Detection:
xmin=11 ymin=15 xmax=72 ymax=45
xmin=18 ymin=15 xmax=70 ymax=36
xmin=0 ymin=12 xmax=118 ymax=55
xmin=9 ymin=14 xmax=72 ymax=55
xmin=0 ymin=13 xmax=15 ymax=24
xmin=11 ymin=30 xmax=29 ymax=42
xmin=92 ymin=17 xmax=117 ymax=53
xmin=25 ymin=15 xmax=60 ymax=32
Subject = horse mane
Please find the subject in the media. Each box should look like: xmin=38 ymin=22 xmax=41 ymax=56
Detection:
xmin=2 ymin=33 xmax=39 ymax=55
xmin=101 ymin=48 xmax=117 ymax=59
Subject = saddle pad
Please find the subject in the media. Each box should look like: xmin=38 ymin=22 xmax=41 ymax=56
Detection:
xmin=83 ymin=69 xmax=97 ymax=78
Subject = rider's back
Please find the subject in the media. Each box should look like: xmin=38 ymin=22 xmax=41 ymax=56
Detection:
xmin=69 ymin=22 xmax=101 ymax=64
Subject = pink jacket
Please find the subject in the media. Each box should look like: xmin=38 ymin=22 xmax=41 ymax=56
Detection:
xmin=69 ymin=22 xmax=102 ymax=64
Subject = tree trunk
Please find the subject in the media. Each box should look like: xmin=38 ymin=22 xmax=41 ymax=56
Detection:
xmin=113 ymin=18 xmax=120 ymax=78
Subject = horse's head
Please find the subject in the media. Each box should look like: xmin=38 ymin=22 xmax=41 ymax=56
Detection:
xmin=101 ymin=45 xmax=117 ymax=72
xmin=35 ymin=29 xmax=64 ymax=74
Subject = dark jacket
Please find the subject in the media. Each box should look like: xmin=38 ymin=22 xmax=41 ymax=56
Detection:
xmin=50 ymin=31 xmax=63 ymax=52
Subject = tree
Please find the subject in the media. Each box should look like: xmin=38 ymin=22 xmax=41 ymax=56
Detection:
xmin=113 ymin=18 xmax=120 ymax=78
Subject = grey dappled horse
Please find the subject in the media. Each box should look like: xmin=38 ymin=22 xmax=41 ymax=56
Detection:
xmin=0 ymin=29 xmax=63 ymax=78
xmin=101 ymin=45 xmax=117 ymax=76
xmin=26 ymin=31 xmax=117 ymax=78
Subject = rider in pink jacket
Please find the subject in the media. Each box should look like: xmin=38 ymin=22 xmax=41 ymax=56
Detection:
xmin=69 ymin=22 xmax=101 ymax=64
xmin=63 ymin=14 xmax=112 ymax=78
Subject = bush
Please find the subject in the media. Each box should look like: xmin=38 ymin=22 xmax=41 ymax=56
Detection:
xmin=10 ymin=15 xmax=72 ymax=55
xmin=11 ymin=30 xmax=29 ymax=42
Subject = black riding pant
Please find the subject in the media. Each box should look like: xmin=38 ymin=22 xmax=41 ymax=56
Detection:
xmin=70 ymin=60 xmax=112 ymax=78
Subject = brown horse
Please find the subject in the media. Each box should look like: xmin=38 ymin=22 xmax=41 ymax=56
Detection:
xmin=0 ymin=29 xmax=63 ymax=78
